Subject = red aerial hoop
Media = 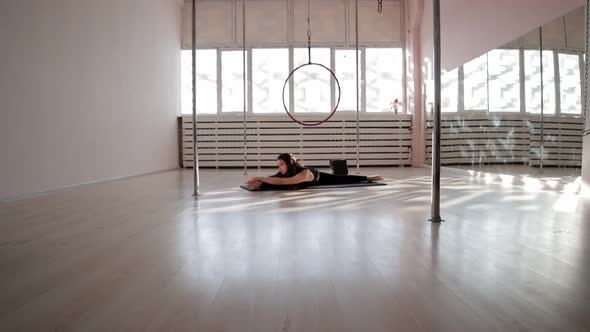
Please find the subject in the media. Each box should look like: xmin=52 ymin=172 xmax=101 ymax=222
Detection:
xmin=281 ymin=62 xmax=341 ymax=126
xmin=281 ymin=0 xmax=342 ymax=127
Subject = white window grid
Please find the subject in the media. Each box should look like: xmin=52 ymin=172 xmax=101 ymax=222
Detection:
xmin=441 ymin=48 xmax=584 ymax=117
xmin=183 ymin=47 xmax=585 ymax=117
xmin=182 ymin=46 xmax=402 ymax=115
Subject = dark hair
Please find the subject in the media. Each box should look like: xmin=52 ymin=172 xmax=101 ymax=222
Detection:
xmin=276 ymin=153 xmax=304 ymax=177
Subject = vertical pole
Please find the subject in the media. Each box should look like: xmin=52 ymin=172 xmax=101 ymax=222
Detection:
xmin=192 ymin=0 xmax=200 ymax=196
xmin=430 ymin=0 xmax=442 ymax=223
xmin=585 ymin=0 xmax=589 ymax=120
xmin=307 ymin=0 xmax=311 ymax=63
xmin=582 ymin=0 xmax=590 ymax=197
xmin=243 ymin=0 xmax=248 ymax=175
xmin=539 ymin=27 xmax=544 ymax=172
xmin=355 ymin=0 xmax=360 ymax=173
xmin=519 ymin=47 xmax=526 ymax=114
xmin=401 ymin=0 xmax=407 ymax=114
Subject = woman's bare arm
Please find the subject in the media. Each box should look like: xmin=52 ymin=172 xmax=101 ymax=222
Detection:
xmin=254 ymin=169 xmax=314 ymax=185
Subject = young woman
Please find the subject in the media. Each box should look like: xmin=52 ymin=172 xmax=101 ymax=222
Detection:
xmin=244 ymin=153 xmax=383 ymax=190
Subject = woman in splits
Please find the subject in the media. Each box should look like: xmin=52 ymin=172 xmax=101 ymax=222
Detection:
xmin=245 ymin=153 xmax=383 ymax=190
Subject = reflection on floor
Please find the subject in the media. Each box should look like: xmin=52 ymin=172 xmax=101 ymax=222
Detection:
xmin=0 ymin=167 xmax=588 ymax=331
xmin=446 ymin=164 xmax=582 ymax=193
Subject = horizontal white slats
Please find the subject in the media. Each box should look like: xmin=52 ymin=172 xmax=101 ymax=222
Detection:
xmin=181 ymin=113 xmax=584 ymax=168
xmin=530 ymin=141 xmax=583 ymax=148
xmin=426 ymin=114 xmax=529 ymax=165
xmin=432 ymin=157 xmax=530 ymax=165
xmin=528 ymin=116 xmax=584 ymax=167
xmin=427 ymin=145 xmax=529 ymax=153
xmin=426 ymin=114 xmax=584 ymax=167
xmin=181 ymin=114 xmax=412 ymax=168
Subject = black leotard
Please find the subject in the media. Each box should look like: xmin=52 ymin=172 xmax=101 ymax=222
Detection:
xmin=259 ymin=167 xmax=368 ymax=190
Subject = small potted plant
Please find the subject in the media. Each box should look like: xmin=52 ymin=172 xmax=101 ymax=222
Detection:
xmin=390 ymin=98 xmax=403 ymax=114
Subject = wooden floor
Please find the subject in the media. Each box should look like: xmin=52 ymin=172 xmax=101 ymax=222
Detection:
xmin=1 ymin=167 xmax=589 ymax=331
xmin=450 ymin=164 xmax=582 ymax=193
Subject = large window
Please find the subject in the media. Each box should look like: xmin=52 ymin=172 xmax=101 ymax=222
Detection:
xmin=524 ymin=50 xmax=555 ymax=114
xmin=293 ymin=48 xmax=331 ymax=113
xmin=441 ymin=68 xmax=458 ymax=113
xmin=444 ymin=49 xmax=581 ymax=115
xmin=488 ymin=49 xmax=520 ymax=112
xmin=463 ymin=54 xmax=488 ymax=111
xmin=366 ymin=48 xmax=403 ymax=112
xmin=252 ymin=48 xmax=289 ymax=114
xmin=559 ymin=53 xmax=582 ymax=114
xmin=221 ymin=50 xmax=248 ymax=113
xmin=180 ymin=47 xmax=583 ymax=117
xmin=437 ymin=49 xmax=582 ymax=115
xmin=181 ymin=47 xmax=403 ymax=115
xmin=181 ymin=50 xmax=217 ymax=114
xmin=335 ymin=49 xmax=362 ymax=111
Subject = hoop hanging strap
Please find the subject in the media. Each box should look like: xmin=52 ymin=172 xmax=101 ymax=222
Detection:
xmin=307 ymin=0 xmax=312 ymax=64
xmin=307 ymin=29 xmax=312 ymax=64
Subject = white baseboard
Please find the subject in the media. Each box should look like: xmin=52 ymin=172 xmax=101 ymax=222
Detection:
xmin=1 ymin=167 xmax=180 ymax=203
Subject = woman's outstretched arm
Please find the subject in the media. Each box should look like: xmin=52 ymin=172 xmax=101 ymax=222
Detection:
xmin=246 ymin=169 xmax=314 ymax=185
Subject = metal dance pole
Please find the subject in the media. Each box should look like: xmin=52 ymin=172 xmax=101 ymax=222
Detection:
xmin=584 ymin=0 xmax=589 ymax=120
xmin=429 ymin=0 xmax=442 ymax=223
xmin=401 ymin=0 xmax=407 ymax=114
xmin=355 ymin=0 xmax=360 ymax=173
xmin=243 ymin=0 xmax=248 ymax=175
xmin=539 ymin=27 xmax=545 ymax=173
xmin=192 ymin=0 xmax=201 ymax=196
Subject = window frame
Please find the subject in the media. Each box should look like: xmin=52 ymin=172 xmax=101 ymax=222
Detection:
xmin=292 ymin=46 xmax=334 ymax=114
xmin=556 ymin=50 xmax=584 ymax=116
xmin=251 ymin=47 xmax=291 ymax=115
xmin=435 ymin=47 xmax=584 ymax=117
xmin=523 ymin=48 xmax=557 ymax=116
xmin=182 ymin=45 xmax=405 ymax=116
xmin=334 ymin=47 xmax=365 ymax=112
xmin=181 ymin=46 xmax=584 ymax=118
xmin=180 ymin=49 xmax=219 ymax=115
xmin=219 ymin=48 xmax=250 ymax=115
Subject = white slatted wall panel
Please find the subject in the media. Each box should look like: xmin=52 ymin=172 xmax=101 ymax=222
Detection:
xmin=529 ymin=116 xmax=585 ymax=167
xmin=426 ymin=114 xmax=584 ymax=167
xmin=181 ymin=114 xmax=412 ymax=168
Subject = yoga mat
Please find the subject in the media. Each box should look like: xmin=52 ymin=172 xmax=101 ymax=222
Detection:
xmin=240 ymin=182 xmax=386 ymax=191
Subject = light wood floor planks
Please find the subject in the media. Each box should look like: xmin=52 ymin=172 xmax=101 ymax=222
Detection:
xmin=0 ymin=167 xmax=589 ymax=331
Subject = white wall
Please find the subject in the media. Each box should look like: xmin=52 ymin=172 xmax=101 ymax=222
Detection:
xmin=420 ymin=0 xmax=584 ymax=73
xmin=181 ymin=0 xmax=403 ymax=48
xmin=515 ymin=7 xmax=586 ymax=50
xmin=0 ymin=0 xmax=182 ymax=201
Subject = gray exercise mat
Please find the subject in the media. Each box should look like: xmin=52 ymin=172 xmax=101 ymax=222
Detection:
xmin=240 ymin=182 xmax=386 ymax=191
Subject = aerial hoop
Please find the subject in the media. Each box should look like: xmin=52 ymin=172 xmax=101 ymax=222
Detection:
xmin=282 ymin=0 xmax=342 ymax=127
xmin=282 ymin=62 xmax=341 ymax=127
